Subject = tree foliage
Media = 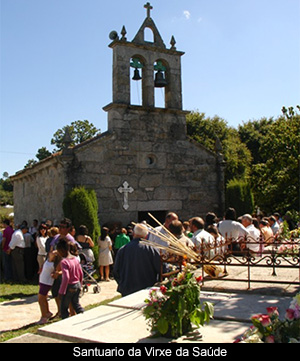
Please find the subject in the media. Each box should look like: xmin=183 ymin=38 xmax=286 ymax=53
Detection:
xmin=51 ymin=120 xmax=101 ymax=151
xmin=36 ymin=147 xmax=52 ymax=161
xmin=0 ymin=175 xmax=13 ymax=205
xmin=226 ymin=178 xmax=254 ymax=215
xmin=243 ymin=112 xmax=300 ymax=214
xmin=186 ymin=111 xmax=252 ymax=184
xmin=186 ymin=108 xmax=300 ymax=215
xmin=23 ymin=120 xmax=100 ymax=169
xmin=63 ymin=186 xmax=101 ymax=264
xmin=63 ymin=186 xmax=100 ymax=241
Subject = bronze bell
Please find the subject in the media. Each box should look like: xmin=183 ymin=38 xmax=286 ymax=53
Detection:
xmin=154 ymin=70 xmax=167 ymax=87
xmin=132 ymin=68 xmax=142 ymax=81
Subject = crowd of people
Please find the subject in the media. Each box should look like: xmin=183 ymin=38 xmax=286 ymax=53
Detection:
xmin=0 ymin=207 xmax=297 ymax=324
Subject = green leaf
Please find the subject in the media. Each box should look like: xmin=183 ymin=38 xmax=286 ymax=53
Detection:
xmin=157 ymin=317 xmax=169 ymax=334
xmin=177 ymin=296 xmax=185 ymax=317
xmin=204 ymin=302 xmax=214 ymax=323
xmin=190 ymin=309 xmax=205 ymax=327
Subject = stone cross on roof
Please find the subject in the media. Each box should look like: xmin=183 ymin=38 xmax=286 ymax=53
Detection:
xmin=144 ymin=2 xmax=153 ymax=18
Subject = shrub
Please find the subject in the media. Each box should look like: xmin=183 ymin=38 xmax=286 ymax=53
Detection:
xmin=63 ymin=186 xmax=100 ymax=263
xmin=226 ymin=178 xmax=254 ymax=216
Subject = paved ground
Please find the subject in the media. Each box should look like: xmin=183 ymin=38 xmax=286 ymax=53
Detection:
xmin=1 ymin=264 xmax=299 ymax=343
xmin=0 ymin=279 xmax=120 ymax=333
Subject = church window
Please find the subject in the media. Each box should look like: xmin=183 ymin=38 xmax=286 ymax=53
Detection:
xmin=144 ymin=27 xmax=154 ymax=43
xmin=146 ymin=155 xmax=156 ymax=166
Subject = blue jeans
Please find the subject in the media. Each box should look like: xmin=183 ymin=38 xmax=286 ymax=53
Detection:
xmin=60 ymin=282 xmax=84 ymax=319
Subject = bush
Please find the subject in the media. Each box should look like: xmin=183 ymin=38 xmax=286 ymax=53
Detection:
xmin=63 ymin=186 xmax=100 ymax=263
xmin=226 ymin=178 xmax=254 ymax=216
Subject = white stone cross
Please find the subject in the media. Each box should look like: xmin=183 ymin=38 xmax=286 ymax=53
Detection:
xmin=118 ymin=181 xmax=134 ymax=210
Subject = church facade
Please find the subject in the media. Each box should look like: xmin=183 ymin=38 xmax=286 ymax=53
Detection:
xmin=11 ymin=4 xmax=225 ymax=227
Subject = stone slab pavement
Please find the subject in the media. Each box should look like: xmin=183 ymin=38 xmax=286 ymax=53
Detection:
xmin=2 ymin=265 xmax=299 ymax=343
xmin=35 ymin=289 xmax=292 ymax=344
xmin=0 ymin=279 xmax=120 ymax=333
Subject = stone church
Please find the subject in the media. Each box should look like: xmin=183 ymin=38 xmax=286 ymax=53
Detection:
xmin=11 ymin=3 xmax=225 ymax=227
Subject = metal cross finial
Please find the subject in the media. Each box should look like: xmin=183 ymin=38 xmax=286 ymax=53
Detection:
xmin=118 ymin=181 xmax=134 ymax=210
xmin=144 ymin=2 xmax=153 ymax=18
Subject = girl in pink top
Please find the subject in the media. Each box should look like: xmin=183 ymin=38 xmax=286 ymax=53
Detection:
xmin=56 ymin=238 xmax=84 ymax=319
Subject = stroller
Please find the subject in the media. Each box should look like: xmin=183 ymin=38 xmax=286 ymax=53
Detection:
xmin=79 ymin=251 xmax=101 ymax=296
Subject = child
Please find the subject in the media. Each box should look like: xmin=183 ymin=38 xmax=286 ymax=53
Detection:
xmin=56 ymin=238 xmax=84 ymax=319
xmin=37 ymin=250 xmax=58 ymax=324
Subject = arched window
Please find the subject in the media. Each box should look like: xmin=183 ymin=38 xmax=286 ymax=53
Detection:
xmin=130 ymin=57 xmax=144 ymax=106
xmin=154 ymin=60 xmax=168 ymax=108
xmin=144 ymin=27 xmax=154 ymax=43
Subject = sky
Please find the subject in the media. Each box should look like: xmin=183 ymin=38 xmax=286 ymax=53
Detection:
xmin=1 ymin=0 xmax=300 ymax=177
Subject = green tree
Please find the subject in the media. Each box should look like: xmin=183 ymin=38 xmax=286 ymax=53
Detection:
xmin=63 ymin=186 xmax=101 ymax=263
xmin=24 ymin=158 xmax=37 ymax=169
xmin=186 ymin=111 xmax=252 ymax=183
xmin=24 ymin=147 xmax=52 ymax=169
xmin=226 ymin=178 xmax=254 ymax=216
xmin=238 ymin=117 xmax=274 ymax=164
xmin=250 ymin=112 xmax=300 ymax=213
xmin=51 ymin=120 xmax=101 ymax=151
xmin=36 ymin=147 xmax=52 ymax=161
xmin=0 ymin=174 xmax=13 ymax=205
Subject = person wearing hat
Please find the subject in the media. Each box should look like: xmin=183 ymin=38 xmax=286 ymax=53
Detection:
xmin=241 ymin=214 xmax=262 ymax=255
xmin=7 ymin=225 xmax=27 ymax=283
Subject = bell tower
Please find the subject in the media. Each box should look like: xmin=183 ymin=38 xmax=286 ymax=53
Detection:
xmin=103 ymin=2 xmax=186 ymax=128
xmin=11 ymin=3 xmax=225 ymax=229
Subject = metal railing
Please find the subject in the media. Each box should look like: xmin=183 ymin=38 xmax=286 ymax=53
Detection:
xmin=160 ymin=234 xmax=300 ymax=289
xmin=197 ymin=234 xmax=300 ymax=289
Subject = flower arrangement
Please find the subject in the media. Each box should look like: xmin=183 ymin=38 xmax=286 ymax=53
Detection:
xmin=277 ymin=243 xmax=299 ymax=257
xmin=235 ymin=292 xmax=300 ymax=343
xmin=140 ymin=213 xmax=214 ymax=338
xmin=143 ymin=265 xmax=214 ymax=338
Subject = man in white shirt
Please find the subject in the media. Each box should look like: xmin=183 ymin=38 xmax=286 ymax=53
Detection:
xmin=190 ymin=217 xmax=215 ymax=259
xmin=217 ymin=208 xmax=249 ymax=255
xmin=8 ymin=225 xmax=27 ymax=283
xmin=241 ymin=214 xmax=262 ymax=254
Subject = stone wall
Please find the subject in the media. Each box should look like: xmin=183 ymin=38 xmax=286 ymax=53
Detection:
xmin=11 ymin=105 xmax=224 ymax=229
xmin=65 ymin=105 xmax=223 ymax=226
xmin=11 ymin=156 xmax=66 ymax=226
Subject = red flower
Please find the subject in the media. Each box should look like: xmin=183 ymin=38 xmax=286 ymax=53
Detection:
xmin=265 ymin=335 xmax=275 ymax=343
xmin=196 ymin=275 xmax=203 ymax=283
xmin=260 ymin=315 xmax=271 ymax=327
xmin=251 ymin=313 xmax=262 ymax=321
xmin=251 ymin=314 xmax=271 ymax=327
xmin=266 ymin=307 xmax=279 ymax=317
xmin=285 ymin=308 xmax=295 ymax=321
xmin=160 ymin=285 xmax=167 ymax=294
xmin=172 ymin=278 xmax=178 ymax=286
